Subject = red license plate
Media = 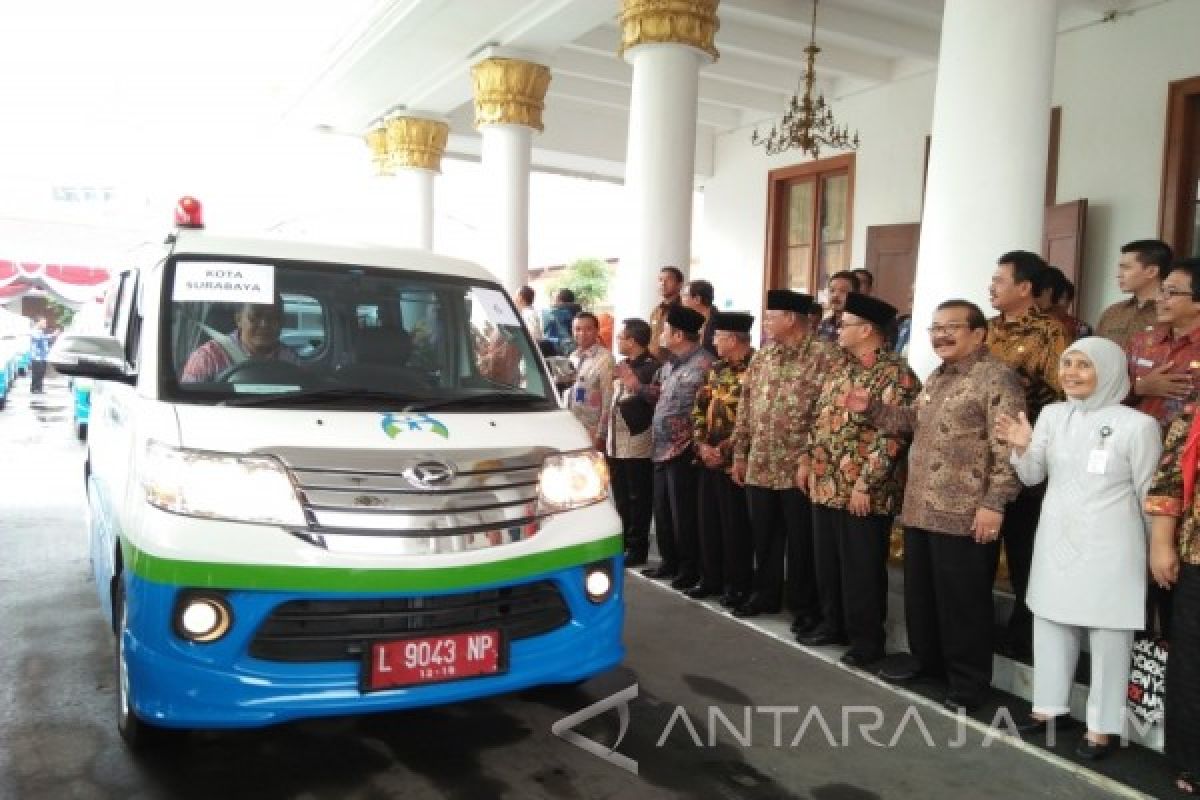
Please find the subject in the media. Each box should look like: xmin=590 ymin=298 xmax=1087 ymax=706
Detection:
xmin=365 ymin=629 xmax=504 ymax=691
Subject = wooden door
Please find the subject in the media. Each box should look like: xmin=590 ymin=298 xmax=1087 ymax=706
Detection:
xmin=1042 ymin=199 xmax=1088 ymax=310
xmin=864 ymin=223 xmax=921 ymax=310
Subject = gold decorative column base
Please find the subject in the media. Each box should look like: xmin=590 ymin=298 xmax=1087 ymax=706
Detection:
xmin=471 ymin=58 xmax=551 ymax=132
xmin=618 ymin=0 xmax=720 ymax=60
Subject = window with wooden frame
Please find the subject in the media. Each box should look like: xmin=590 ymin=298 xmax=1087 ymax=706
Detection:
xmin=763 ymin=154 xmax=855 ymax=299
xmin=1160 ymin=76 xmax=1200 ymax=258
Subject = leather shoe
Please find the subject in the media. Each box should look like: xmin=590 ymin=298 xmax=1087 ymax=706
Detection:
xmin=684 ymin=585 xmax=720 ymax=599
xmin=1016 ymin=715 xmax=1080 ymax=736
xmin=1074 ymin=735 xmax=1117 ymax=761
xmin=719 ymin=592 xmax=747 ymax=609
xmin=840 ymin=650 xmax=884 ymax=669
xmin=790 ymin=616 xmax=819 ymax=635
xmin=797 ymin=628 xmax=849 ymax=647
xmin=623 ymin=550 xmax=648 ymax=568
xmin=942 ymin=693 xmax=985 ymax=713
xmin=876 ymin=653 xmax=926 ymax=684
xmin=732 ymin=600 xmax=780 ymax=618
xmin=641 ymin=565 xmax=677 ymax=580
xmin=670 ymin=574 xmax=701 ymax=590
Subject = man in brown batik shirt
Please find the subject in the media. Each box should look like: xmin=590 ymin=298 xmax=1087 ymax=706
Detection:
xmin=852 ymin=299 xmax=1025 ymax=710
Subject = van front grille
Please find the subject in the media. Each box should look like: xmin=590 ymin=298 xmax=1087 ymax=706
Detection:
xmin=249 ymin=581 xmax=569 ymax=662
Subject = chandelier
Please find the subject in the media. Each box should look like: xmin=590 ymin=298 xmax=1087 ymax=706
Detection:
xmin=751 ymin=0 xmax=860 ymax=158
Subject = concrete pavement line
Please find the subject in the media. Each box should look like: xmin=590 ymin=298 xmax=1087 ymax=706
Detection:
xmin=628 ymin=570 xmax=1154 ymax=800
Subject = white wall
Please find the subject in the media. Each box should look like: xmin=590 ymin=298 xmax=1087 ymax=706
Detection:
xmin=1054 ymin=0 xmax=1200 ymax=322
xmin=699 ymin=0 xmax=1200 ymax=326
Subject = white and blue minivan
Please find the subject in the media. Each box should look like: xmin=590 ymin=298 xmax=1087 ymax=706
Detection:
xmin=50 ymin=205 xmax=623 ymax=746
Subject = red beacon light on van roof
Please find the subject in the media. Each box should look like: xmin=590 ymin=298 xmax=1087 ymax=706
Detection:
xmin=174 ymin=196 xmax=204 ymax=229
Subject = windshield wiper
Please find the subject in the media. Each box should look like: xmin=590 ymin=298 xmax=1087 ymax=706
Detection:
xmin=403 ymin=392 xmax=553 ymax=412
xmin=221 ymin=387 xmax=424 ymax=408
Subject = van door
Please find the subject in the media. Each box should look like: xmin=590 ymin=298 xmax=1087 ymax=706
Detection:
xmin=89 ymin=269 xmax=141 ymax=534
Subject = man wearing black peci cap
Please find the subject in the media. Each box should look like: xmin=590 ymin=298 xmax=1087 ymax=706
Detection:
xmin=620 ymin=304 xmax=714 ymax=586
xmin=798 ymin=293 xmax=920 ymax=668
xmin=688 ymin=311 xmax=756 ymax=605
xmin=731 ymin=290 xmax=839 ymax=628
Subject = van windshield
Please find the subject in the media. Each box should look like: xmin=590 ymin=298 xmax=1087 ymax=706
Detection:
xmin=163 ymin=257 xmax=556 ymax=410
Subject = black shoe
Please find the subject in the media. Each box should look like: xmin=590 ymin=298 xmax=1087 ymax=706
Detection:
xmin=789 ymin=616 xmax=820 ymax=635
xmin=797 ymin=628 xmax=849 ymax=647
xmin=1074 ymin=735 xmax=1117 ymax=761
xmin=670 ymin=574 xmax=700 ymax=590
xmin=719 ymin=592 xmax=747 ymax=609
xmin=732 ymin=599 xmax=780 ymax=618
xmin=942 ymin=692 xmax=985 ymax=713
xmin=839 ymin=650 xmax=884 ymax=669
xmin=876 ymin=653 xmax=925 ymax=684
xmin=623 ymin=550 xmax=648 ymax=568
xmin=1016 ymin=715 xmax=1080 ymax=736
xmin=684 ymin=585 xmax=720 ymax=599
xmin=641 ymin=564 xmax=677 ymax=580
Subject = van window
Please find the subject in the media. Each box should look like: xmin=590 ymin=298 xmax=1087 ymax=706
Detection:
xmin=163 ymin=258 xmax=554 ymax=410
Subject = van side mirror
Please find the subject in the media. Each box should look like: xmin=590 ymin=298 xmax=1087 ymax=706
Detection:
xmin=49 ymin=334 xmax=134 ymax=383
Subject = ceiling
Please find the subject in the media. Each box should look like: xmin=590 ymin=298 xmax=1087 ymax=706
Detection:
xmin=0 ymin=0 xmax=1150 ymax=185
xmin=285 ymin=0 xmax=1146 ymax=181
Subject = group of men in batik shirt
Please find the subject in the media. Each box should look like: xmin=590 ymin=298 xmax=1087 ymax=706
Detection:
xmin=568 ymin=239 xmax=1200 ymax=713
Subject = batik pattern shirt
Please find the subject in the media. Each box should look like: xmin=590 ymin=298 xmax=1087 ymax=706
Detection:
xmin=805 ymin=348 xmax=921 ymax=515
xmin=645 ymin=344 xmax=714 ymax=463
xmin=1097 ymin=296 xmax=1157 ymax=350
xmin=181 ymin=333 xmax=299 ymax=383
xmin=816 ymin=312 xmax=840 ymax=343
xmin=600 ymin=351 xmax=659 ymax=460
xmin=1126 ymin=323 xmax=1200 ymax=429
xmin=872 ymin=348 xmax=1025 ymax=536
xmin=732 ymin=335 xmax=838 ymax=489
xmin=567 ymin=343 xmax=615 ymax=439
xmin=1145 ymin=410 xmax=1200 ymax=566
xmin=987 ymin=307 xmax=1067 ymax=421
xmin=692 ymin=348 xmax=754 ymax=468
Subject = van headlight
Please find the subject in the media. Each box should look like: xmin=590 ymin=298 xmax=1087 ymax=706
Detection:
xmin=537 ymin=450 xmax=609 ymax=513
xmin=141 ymin=441 xmax=306 ymax=526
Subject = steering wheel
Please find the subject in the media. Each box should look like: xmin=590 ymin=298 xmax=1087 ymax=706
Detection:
xmin=214 ymin=359 xmax=309 ymax=384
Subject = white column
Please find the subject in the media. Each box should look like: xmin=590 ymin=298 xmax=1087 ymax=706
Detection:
xmin=614 ymin=43 xmax=707 ymax=324
xmin=471 ymin=55 xmax=550 ymax=293
xmin=908 ymin=0 xmax=1057 ymax=378
xmin=479 ymin=124 xmax=533 ymax=292
xmin=394 ymin=167 xmax=435 ymax=250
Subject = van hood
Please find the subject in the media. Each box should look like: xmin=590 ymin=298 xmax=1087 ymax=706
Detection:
xmin=172 ymin=405 xmax=591 ymax=455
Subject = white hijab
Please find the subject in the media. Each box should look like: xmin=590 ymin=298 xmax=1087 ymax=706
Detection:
xmin=1062 ymin=336 xmax=1130 ymax=412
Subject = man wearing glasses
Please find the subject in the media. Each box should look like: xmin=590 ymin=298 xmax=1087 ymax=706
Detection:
xmin=1126 ymin=259 xmax=1200 ymax=431
xmin=850 ymin=300 xmax=1025 ymax=710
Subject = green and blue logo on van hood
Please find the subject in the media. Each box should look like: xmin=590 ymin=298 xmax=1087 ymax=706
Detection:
xmin=381 ymin=412 xmax=449 ymax=439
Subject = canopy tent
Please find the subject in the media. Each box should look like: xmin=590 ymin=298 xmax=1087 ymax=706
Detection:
xmin=0 ymin=261 xmax=112 ymax=306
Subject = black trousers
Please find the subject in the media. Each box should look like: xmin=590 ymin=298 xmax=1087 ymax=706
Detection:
xmin=609 ymin=457 xmax=653 ymax=556
xmin=695 ymin=467 xmax=753 ymax=595
xmin=999 ymin=483 xmax=1044 ymax=647
xmin=1167 ymin=564 xmax=1200 ymax=774
xmin=31 ymin=359 xmax=47 ymax=392
xmin=812 ymin=505 xmax=892 ymax=658
xmin=746 ymin=485 xmax=818 ymax=618
xmin=652 ymin=451 xmax=699 ymax=578
xmin=904 ymin=526 xmax=999 ymax=700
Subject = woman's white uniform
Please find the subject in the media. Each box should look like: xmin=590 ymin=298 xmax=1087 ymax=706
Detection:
xmin=1011 ymin=336 xmax=1161 ymax=733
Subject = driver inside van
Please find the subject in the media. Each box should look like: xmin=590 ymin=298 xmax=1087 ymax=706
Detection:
xmin=180 ymin=298 xmax=299 ymax=383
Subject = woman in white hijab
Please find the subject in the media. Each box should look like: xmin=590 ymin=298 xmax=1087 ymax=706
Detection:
xmin=996 ymin=337 xmax=1161 ymax=759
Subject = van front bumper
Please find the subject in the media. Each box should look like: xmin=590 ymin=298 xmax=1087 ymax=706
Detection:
xmin=120 ymin=561 xmax=624 ymax=729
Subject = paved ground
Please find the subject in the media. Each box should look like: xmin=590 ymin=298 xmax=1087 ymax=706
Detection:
xmin=0 ymin=374 xmax=1158 ymax=799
